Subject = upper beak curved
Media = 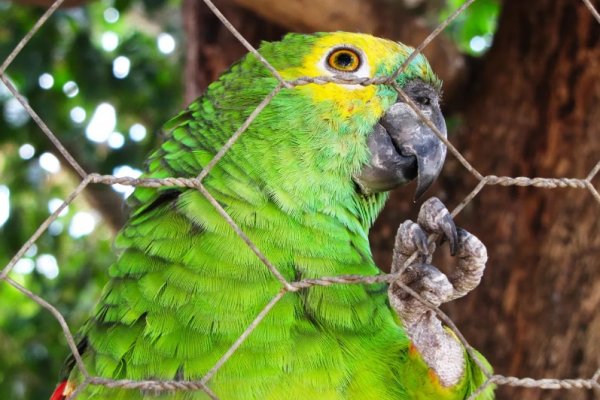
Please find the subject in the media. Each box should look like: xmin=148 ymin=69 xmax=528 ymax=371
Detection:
xmin=353 ymin=101 xmax=447 ymax=199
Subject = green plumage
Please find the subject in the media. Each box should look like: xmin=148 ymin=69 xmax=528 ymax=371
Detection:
xmin=66 ymin=32 xmax=493 ymax=399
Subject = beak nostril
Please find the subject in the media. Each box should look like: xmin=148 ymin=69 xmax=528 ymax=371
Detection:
xmin=398 ymin=145 xmax=414 ymax=158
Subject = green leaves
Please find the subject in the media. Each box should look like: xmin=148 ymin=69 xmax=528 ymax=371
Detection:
xmin=441 ymin=0 xmax=500 ymax=56
xmin=0 ymin=1 xmax=182 ymax=398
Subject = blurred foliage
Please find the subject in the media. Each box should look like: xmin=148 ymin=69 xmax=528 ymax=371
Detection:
xmin=0 ymin=0 xmax=499 ymax=399
xmin=441 ymin=0 xmax=500 ymax=55
xmin=0 ymin=0 xmax=182 ymax=398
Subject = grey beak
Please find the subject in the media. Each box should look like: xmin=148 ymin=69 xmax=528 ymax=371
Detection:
xmin=353 ymin=101 xmax=447 ymax=199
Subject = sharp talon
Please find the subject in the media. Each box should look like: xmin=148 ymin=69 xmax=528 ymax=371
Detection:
xmin=441 ymin=214 xmax=458 ymax=256
xmin=414 ymin=228 xmax=429 ymax=256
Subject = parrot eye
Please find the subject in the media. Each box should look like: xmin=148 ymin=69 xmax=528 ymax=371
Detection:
xmin=326 ymin=47 xmax=362 ymax=72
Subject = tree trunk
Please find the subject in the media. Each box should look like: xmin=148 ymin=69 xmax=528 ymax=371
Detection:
xmin=440 ymin=1 xmax=600 ymax=399
xmin=182 ymin=0 xmax=286 ymax=102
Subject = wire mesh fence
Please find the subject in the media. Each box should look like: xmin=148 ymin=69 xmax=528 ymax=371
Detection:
xmin=1 ymin=0 xmax=600 ymax=398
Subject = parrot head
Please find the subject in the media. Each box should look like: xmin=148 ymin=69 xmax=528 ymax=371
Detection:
xmin=158 ymin=33 xmax=448 ymax=228
xmin=254 ymin=32 xmax=447 ymax=201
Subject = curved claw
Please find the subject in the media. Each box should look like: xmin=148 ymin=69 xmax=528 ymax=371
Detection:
xmin=440 ymin=213 xmax=458 ymax=256
xmin=392 ymin=221 xmax=430 ymax=274
xmin=412 ymin=225 xmax=429 ymax=256
xmin=417 ymin=197 xmax=458 ymax=256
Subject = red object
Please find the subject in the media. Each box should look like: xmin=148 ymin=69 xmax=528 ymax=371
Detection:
xmin=50 ymin=381 xmax=67 ymax=400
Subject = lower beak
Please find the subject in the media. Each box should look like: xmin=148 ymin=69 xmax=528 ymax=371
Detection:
xmin=353 ymin=101 xmax=447 ymax=199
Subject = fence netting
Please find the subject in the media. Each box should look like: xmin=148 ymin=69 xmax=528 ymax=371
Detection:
xmin=1 ymin=0 xmax=600 ymax=398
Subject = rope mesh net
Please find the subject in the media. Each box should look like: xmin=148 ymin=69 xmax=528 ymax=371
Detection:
xmin=1 ymin=0 xmax=599 ymax=398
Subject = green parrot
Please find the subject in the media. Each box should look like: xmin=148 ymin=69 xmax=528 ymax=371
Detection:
xmin=51 ymin=32 xmax=494 ymax=399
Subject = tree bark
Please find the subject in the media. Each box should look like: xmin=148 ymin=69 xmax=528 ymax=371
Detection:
xmin=182 ymin=0 xmax=286 ymax=103
xmin=439 ymin=1 xmax=600 ymax=399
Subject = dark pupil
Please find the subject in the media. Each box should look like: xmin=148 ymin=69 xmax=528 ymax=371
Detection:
xmin=335 ymin=52 xmax=354 ymax=68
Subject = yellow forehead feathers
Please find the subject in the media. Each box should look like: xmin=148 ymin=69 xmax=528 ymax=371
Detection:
xmin=279 ymin=33 xmax=409 ymax=80
xmin=278 ymin=33 xmax=410 ymax=119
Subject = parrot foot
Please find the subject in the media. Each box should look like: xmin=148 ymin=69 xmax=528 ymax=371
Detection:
xmin=388 ymin=197 xmax=488 ymax=387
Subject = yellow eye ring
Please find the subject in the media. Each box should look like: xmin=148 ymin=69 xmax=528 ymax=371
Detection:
xmin=326 ymin=48 xmax=361 ymax=72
